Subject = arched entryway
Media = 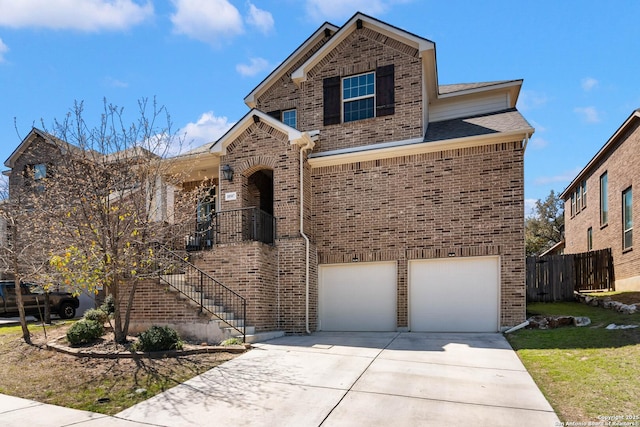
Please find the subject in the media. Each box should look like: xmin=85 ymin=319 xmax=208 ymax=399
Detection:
xmin=246 ymin=169 xmax=273 ymax=215
xmin=244 ymin=169 xmax=275 ymax=243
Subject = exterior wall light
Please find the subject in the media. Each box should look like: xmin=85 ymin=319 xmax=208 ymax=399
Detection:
xmin=222 ymin=164 xmax=234 ymax=181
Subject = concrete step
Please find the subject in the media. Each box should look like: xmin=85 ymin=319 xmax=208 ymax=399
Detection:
xmin=244 ymin=330 xmax=285 ymax=344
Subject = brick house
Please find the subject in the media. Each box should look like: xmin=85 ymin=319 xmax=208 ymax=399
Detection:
xmin=561 ymin=109 xmax=640 ymax=291
xmin=166 ymin=12 xmax=533 ymax=335
xmin=3 ymin=13 xmax=534 ymax=338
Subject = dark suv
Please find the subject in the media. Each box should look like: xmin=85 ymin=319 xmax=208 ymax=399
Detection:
xmin=0 ymin=281 xmax=79 ymax=319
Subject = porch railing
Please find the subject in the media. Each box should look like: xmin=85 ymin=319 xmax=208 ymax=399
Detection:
xmin=165 ymin=207 xmax=276 ymax=251
xmin=151 ymin=243 xmax=246 ymax=341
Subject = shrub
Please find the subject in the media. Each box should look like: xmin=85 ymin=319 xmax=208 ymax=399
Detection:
xmin=221 ymin=337 xmax=244 ymax=346
xmin=66 ymin=320 xmax=105 ymax=345
xmin=100 ymin=294 xmax=115 ymax=315
xmin=135 ymin=325 xmax=183 ymax=352
xmin=83 ymin=308 xmax=108 ymax=324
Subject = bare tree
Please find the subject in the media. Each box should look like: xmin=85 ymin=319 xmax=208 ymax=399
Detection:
xmin=0 ymin=165 xmax=57 ymax=343
xmin=46 ymin=98 xmax=198 ymax=343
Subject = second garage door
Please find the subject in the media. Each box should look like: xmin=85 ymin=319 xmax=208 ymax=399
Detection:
xmin=319 ymin=262 xmax=396 ymax=331
xmin=409 ymin=256 xmax=499 ymax=332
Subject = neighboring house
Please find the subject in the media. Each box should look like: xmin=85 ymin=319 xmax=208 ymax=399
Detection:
xmin=561 ymin=109 xmax=640 ymax=291
xmin=3 ymin=13 xmax=534 ymax=336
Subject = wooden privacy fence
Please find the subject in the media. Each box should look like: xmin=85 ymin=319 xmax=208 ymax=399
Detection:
xmin=526 ymin=248 xmax=614 ymax=302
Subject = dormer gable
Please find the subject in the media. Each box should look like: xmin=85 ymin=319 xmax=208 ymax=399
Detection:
xmin=244 ymin=22 xmax=339 ymax=109
xmin=211 ymin=109 xmax=315 ymax=156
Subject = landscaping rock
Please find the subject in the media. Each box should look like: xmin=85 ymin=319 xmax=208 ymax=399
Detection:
xmin=548 ymin=316 xmax=574 ymax=328
xmin=605 ymin=323 xmax=639 ymax=330
xmin=573 ymin=316 xmax=591 ymax=327
xmin=526 ymin=315 xmax=588 ymax=329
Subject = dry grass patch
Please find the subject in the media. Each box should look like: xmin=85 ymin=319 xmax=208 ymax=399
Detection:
xmin=0 ymin=321 xmax=242 ymax=415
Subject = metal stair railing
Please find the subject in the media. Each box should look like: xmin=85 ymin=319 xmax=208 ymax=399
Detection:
xmin=151 ymin=243 xmax=246 ymax=342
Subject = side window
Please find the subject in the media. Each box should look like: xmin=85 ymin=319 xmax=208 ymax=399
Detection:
xmin=600 ymin=172 xmax=608 ymax=226
xmin=587 ymin=227 xmax=593 ymax=251
xmin=623 ymin=186 xmax=633 ymax=250
xmin=282 ymin=109 xmax=297 ymax=129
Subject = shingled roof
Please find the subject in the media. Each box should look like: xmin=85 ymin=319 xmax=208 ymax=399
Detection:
xmin=424 ymin=108 xmax=533 ymax=142
xmin=438 ymin=80 xmax=522 ymax=95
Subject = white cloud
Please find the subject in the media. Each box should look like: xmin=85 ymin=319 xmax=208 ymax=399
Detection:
xmin=574 ymin=106 xmax=601 ymax=123
xmin=246 ymin=3 xmax=274 ymax=34
xmin=104 ymin=77 xmax=128 ymax=88
xmin=0 ymin=0 xmax=153 ymax=31
xmin=581 ymin=77 xmax=598 ymax=91
xmin=534 ymin=167 xmax=582 ymax=186
xmin=236 ymin=57 xmax=270 ymax=77
xmin=517 ymin=90 xmax=548 ymax=112
xmin=171 ymin=0 xmax=243 ymax=45
xmin=529 ymin=136 xmax=548 ymax=150
xmin=174 ymin=112 xmax=235 ymax=155
xmin=529 ymin=119 xmax=547 ymax=133
xmin=0 ymin=38 xmax=8 ymax=62
xmin=524 ymin=199 xmax=537 ymax=218
xmin=305 ymin=0 xmax=410 ymax=21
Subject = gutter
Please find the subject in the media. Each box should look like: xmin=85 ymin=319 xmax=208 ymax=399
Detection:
xmin=299 ymin=133 xmax=316 ymax=334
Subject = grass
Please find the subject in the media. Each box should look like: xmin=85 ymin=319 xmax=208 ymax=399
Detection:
xmin=0 ymin=321 xmax=241 ymax=415
xmin=506 ymin=300 xmax=640 ymax=423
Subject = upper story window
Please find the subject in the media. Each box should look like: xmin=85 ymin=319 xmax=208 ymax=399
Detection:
xmin=266 ymin=109 xmax=297 ymax=129
xmin=34 ymin=164 xmax=47 ymax=180
xmin=282 ymin=109 xmax=297 ymax=129
xmin=323 ymin=64 xmax=395 ymax=126
xmin=600 ymin=172 xmax=608 ymax=226
xmin=570 ymin=180 xmax=587 ymax=217
xmin=343 ymin=72 xmax=375 ymax=122
xmin=623 ymin=186 xmax=633 ymax=250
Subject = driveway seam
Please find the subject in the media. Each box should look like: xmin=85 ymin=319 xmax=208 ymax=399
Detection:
xmin=341 ymin=388 xmax=557 ymax=413
xmin=318 ymin=332 xmax=401 ymax=426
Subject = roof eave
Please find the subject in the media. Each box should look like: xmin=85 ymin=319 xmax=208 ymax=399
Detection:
xmin=560 ymin=110 xmax=640 ymax=199
xmin=244 ymin=22 xmax=339 ymax=108
xmin=438 ymin=80 xmax=523 ymax=107
xmin=291 ymin=12 xmax=435 ymax=85
xmin=308 ymin=128 xmax=533 ymax=168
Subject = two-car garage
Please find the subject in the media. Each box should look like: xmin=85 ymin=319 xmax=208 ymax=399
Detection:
xmin=318 ymin=256 xmax=500 ymax=333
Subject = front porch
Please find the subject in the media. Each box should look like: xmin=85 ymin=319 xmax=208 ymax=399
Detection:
xmin=164 ymin=206 xmax=276 ymax=252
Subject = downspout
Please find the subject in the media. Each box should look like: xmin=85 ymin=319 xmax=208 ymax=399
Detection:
xmin=299 ymin=134 xmax=315 ymax=334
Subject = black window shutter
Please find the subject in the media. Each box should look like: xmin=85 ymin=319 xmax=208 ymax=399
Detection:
xmin=376 ymin=64 xmax=395 ymax=117
xmin=266 ymin=110 xmax=281 ymax=120
xmin=323 ymin=76 xmax=341 ymax=126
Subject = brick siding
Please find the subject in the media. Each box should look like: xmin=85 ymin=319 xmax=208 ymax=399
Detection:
xmin=564 ymin=120 xmax=640 ymax=290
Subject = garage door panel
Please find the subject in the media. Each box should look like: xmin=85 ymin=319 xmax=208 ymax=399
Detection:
xmin=319 ymin=262 xmax=396 ymax=331
xmin=409 ymin=257 xmax=499 ymax=332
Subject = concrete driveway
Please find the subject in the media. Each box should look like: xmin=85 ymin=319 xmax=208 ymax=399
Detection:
xmin=116 ymin=332 xmax=560 ymax=427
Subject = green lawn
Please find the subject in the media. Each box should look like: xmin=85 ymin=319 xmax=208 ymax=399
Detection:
xmin=506 ymin=302 xmax=640 ymax=423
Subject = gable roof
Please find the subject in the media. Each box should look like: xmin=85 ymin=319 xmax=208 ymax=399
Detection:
xmin=210 ymin=109 xmax=315 ymax=155
xmin=560 ymin=109 xmax=640 ymax=199
xmin=4 ymin=128 xmax=80 ymax=169
xmin=290 ymin=12 xmax=435 ymax=86
xmin=244 ymin=22 xmax=339 ymax=109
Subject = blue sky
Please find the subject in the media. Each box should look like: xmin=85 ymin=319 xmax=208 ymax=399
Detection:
xmin=1 ymin=0 xmax=639 ymax=215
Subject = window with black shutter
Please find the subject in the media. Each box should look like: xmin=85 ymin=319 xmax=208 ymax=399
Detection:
xmin=323 ymin=76 xmax=341 ymax=125
xmin=376 ymin=64 xmax=395 ymax=117
xmin=323 ymin=65 xmax=395 ymax=125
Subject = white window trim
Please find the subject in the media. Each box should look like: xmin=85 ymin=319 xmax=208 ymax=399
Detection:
xmin=342 ymin=72 xmax=375 ymax=123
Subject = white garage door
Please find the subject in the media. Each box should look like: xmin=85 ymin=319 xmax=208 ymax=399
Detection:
xmin=319 ymin=262 xmax=396 ymax=331
xmin=409 ymin=256 xmax=499 ymax=332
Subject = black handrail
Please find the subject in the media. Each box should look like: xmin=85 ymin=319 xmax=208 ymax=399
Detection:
xmin=182 ymin=207 xmax=276 ymax=251
xmin=150 ymin=243 xmax=246 ymax=342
